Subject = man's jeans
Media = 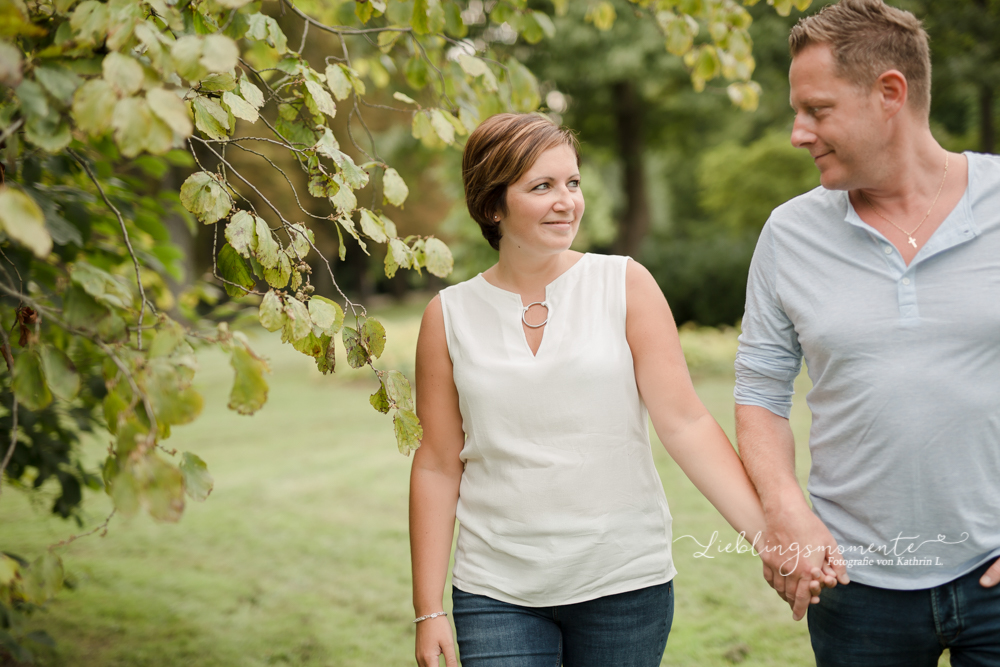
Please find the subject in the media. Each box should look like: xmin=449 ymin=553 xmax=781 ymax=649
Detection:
xmin=452 ymin=581 xmax=673 ymax=667
xmin=808 ymin=559 xmax=1000 ymax=666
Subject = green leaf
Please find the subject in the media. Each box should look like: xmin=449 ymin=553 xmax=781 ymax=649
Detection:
xmin=379 ymin=213 xmax=398 ymax=238
xmin=112 ymin=96 xmax=154 ymax=158
xmin=429 ymin=108 xmax=455 ymax=144
xmin=290 ymin=330 xmax=324 ymax=357
xmin=192 ymin=94 xmax=231 ymax=140
xmin=282 ymin=297 xmax=312 ymax=341
xmin=384 ymin=370 xmax=413 ymax=410
xmin=225 ymin=210 xmax=257 ymax=257
xmin=218 ymin=90 xmax=256 ymax=123
xmin=458 ymin=55 xmax=498 ymax=93
xmin=39 ymin=345 xmax=80 ymax=401
xmin=13 ymin=350 xmax=53 ymax=411
xmin=217 ymin=243 xmax=256 ymax=297
xmin=343 ymin=326 xmax=367 ymax=368
xmin=693 ymin=45 xmax=721 ymax=84
xmin=358 ymin=208 xmax=388 ymax=244
xmin=307 ymin=295 xmax=344 ymax=335
xmin=385 ymin=237 xmax=412 ymax=278
xmin=287 ymin=222 xmax=314 ymax=259
xmin=252 ymin=215 xmax=280 ymax=269
xmin=135 ymin=454 xmax=186 ymax=522
xmin=180 ymin=171 xmax=232 ymax=224
xmin=361 ymin=317 xmax=386 ymax=359
xmin=35 ymin=66 xmax=82 ymax=105
xmin=444 ymin=1 xmax=467 ymax=38
xmin=201 ymin=34 xmax=239 ymax=72
xmin=22 ymin=552 xmax=64 ymax=605
xmin=423 ymin=237 xmax=453 ymax=278
xmin=412 ymin=110 xmax=443 ymax=149
xmin=103 ymin=52 xmax=144 ymax=96
xmin=664 ymin=15 xmax=696 ymax=56
xmin=72 ymin=79 xmax=116 ymax=135
xmin=263 ymin=251 xmax=291 ymax=288
xmin=148 ymin=87 xmax=193 ymax=137
xmin=330 ymin=175 xmax=358 ymax=214
xmin=370 ymin=382 xmax=390 ymax=413
xmin=412 ymin=0 xmax=444 ymax=34
xmin=147 ymin=363 xmax=204 ymax=429
xmin=404 ymin=56 xmax=429 ymax=90
xmin=180 ymin=452 xmax=213 ymax=501
xmin=0 ymin=553 xmax=20 ymax=587
xmin=172 ymin=35 xmax=207 ymax=83
xmin=325 ymin=63 xmax=353 ymax=101
xmin=0 ymin=187 xmax=53 ymax=258
xmin=304 ymin=80 xmax=336 ymax=119
xmin=246 ymin=12 xmax=287 ymax=54
xmin=16 ymin=79 xmax=49 ymax=120
xmin=506 ymin=59 xmax=540 ymax=112
xmin=71 ymin=0 xmax=110 ymax=44
xmin=585 ymin=1 xmax=617 ymax=31
xmin=200 ymin=72 xmax=237 ymax=92
xmin=239 ymin=74 xmax=265 ymax=110
xmin=329 ymin=150 xmax=369 ymax=190
xmin=71 ymin=262 xmax=134 ymax=309
xmin=149 ymin=317 xmax=186 ymax=358
xmin=393 ymin=408 xmax=423 ymax=455
xmin=259 ymin=290 xmax=285 ymax=332
xmin=229 ymin=344 xmax=270 ymax=415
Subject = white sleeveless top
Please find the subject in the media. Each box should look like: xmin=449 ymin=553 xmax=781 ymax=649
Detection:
xmin=439 ymin=253 xmax=676 ymax=607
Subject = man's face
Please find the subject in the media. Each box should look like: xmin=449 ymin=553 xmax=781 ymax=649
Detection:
xmin=789 ymin=44 xmax=883 ymax=191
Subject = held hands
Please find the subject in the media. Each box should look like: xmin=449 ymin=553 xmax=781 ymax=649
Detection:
xmin=415 ymin=615 xmax=458 ymax=667
xmin=756 ymin=506 xmax=850 ymax=621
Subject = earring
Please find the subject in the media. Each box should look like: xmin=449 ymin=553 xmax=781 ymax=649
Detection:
xmin=494 ymin=214 xmax=499 ymax=221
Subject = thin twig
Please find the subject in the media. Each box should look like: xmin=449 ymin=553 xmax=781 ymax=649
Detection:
xmin=50 ymin=509 xmax=117 ymax=548
xmin=0 ymin=119 xmax=24 ymax=148
xmin=0 ymin=321 xmax=18 ymax=498
xmin=68 ymin=149 xmax=152 ymax=351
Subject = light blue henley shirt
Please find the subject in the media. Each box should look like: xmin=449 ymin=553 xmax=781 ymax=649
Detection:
xmin=735 ymin=151 xmax=1000 ymax=590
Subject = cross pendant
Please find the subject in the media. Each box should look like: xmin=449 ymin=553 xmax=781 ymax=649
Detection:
xmin=908 ymin=236 xmax=918 ymax=248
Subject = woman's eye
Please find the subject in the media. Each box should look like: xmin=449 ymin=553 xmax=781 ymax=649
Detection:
xmin=569 ymin=180 xmax=580 ymax=188
xmin=533 ymin=183 xmax=550 ymax=191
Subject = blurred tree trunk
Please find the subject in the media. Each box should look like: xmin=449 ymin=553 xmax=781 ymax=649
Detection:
xmin=612 ymin=80 xmax=651 ymax=256
xmin=980 ymin=84 xmax=995 ymax=154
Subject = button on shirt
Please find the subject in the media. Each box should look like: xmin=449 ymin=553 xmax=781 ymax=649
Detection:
xmin=735 ymin=152 xmax=1000 ymax=590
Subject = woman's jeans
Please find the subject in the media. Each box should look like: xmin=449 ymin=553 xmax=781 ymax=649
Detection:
xmin=808 ymin=559 xmax=1000 ymax=667
xmin=452 ymin=581 xmax=673 ymax=667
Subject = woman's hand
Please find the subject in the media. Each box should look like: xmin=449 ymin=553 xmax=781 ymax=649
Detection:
xmin=415 ymin=616 xmax=458 ymax=667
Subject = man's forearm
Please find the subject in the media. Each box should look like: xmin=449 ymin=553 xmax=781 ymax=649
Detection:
xmin=735 ymin=404 xmax=810 ymax=515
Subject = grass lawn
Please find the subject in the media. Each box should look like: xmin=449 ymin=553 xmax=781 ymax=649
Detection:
xmin=1 ymin=299 xmax=950 ymax=666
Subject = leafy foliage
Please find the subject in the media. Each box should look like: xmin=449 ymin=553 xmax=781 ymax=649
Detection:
xmin=0 ymin=0 xmax=814 ymax=659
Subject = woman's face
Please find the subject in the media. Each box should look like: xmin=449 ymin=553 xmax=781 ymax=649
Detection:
xmin=498 ymin=144 xmax=584 ymax=255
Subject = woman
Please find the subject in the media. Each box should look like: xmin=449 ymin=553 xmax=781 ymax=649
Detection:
xmin=410 ymin=113 xmax=782 ymax=667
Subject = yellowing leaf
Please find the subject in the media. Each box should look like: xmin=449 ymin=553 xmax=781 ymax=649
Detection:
xmin=225 ymin=211 xmax=257 ymax=257
xmin=282 ymin=297 xmax=312 ymax=341
xmin=147 ymin=87 xmax=193 ymax=137
xmin=307 ymin=295 xmax=344 ymax=334
xmin=200 ymin=34 xmax=239 ymax=73
xmin=229 ymin=344 xmax=270 ymax=415
xmin=342 ymin=326 xmax=368 ymax=368
xmin=222 ymin=90 xmax=259 ymax=123
xmin=506 ymin=59 xmax=540 ymax=112
xmin=585 ymin=1 xmax=617 ymax=30
xmin=259 ymin=290 xmax=285 ymax=332
xmin=361 ymin=317 xmax=386 ymax=359
xmin=428 ymin=108 xmax=455 ymax=145
xmin=359 ymin=208 xmax=388 ymax=243
xmin=252 ymin=216 xmax=280 ymax=269
xmin=22 ymin=551 xmax=64 ymax=604
xmin=0 ymin=187 xmax=52 ymax=258
xmin=192 ymin=94 xmax=230 ymax=140
xmin=382 ymin=167 xmax=408 ymax=207
xmin=180 ymin=171 xmax=232 ymax=224
xmin=394 ymin=408 xmax=423 ymax=455
xmin=263 ymin=250 xmax=291 ymax=288
xmin=370 ymin=382 xmax=390 ymax=413
xmin=325 ymin=63 xmax=353 ymax=101
xmin=240 ymin=74 xmax=265 ymax=110
xmin=103 ymin=52 xmax=144 ymax=96
xmin=180 ymin=452 xmax=213 ymax=501
xmin=287 ymin=222 xmax=314 ymax=259
xmin=384 ymin=370 xmax=413 ymax=410
xmin=423 ymin=237 xmax=453 ymax=278
xmin=39 ymin=345 xmax=80 ymax=402
xmin=304 ymin=79 xmax=336 ymax=118
xmin=72 ymin=79 xmax=116 ymax=136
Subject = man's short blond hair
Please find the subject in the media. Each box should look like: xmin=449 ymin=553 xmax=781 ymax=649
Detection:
xmin=789 ymin=0 xmax=931 ymax=114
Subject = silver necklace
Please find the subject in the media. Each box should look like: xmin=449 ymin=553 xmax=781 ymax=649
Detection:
xmin=859 ymin=154 xmax=949 ymax=249
xmin=522 ymin=301 xmax=549 ymax=328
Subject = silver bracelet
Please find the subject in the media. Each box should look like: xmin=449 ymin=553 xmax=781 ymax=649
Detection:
xmin=413 ymin=611 xmax=448 ymax=624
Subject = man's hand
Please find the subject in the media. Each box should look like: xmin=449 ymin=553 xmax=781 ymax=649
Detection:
xmin=756 ymin=504 xmax=849 ymax=621
xmin=980 ymin=557 xmax=1000 ymax=588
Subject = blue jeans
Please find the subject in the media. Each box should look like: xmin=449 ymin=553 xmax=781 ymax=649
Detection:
xmin=452 ymin=581 xmax=673 ymax=667
xmin=808 ymin=559 xmax=1000 ymax=666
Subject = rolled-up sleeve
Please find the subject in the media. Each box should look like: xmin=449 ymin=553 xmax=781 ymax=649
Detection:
xmin=734 ymin=221 xmax=802 ymax=418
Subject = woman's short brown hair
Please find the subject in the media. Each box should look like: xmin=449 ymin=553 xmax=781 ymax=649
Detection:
xmin=462 ymin=113 xmax=580 ymax=250
xmin=789 ymin=0 xmax=931 ymax=114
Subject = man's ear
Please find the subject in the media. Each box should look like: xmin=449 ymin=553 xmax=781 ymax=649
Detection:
xmin=876 ymin=69 xmax=908 ymax=119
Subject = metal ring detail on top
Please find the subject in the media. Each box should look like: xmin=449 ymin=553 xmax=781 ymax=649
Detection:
xmin=522 ymin=301 xmax=549 ymax=329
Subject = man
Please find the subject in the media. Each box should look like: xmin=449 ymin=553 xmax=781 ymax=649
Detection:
xmin=734 ymin=0 xmax=1000 ymax=664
